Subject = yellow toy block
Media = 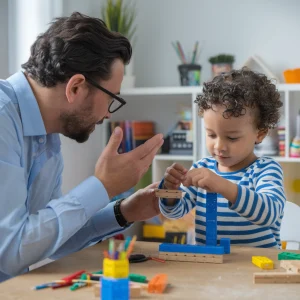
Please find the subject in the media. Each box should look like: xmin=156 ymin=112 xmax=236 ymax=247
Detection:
xmin=252 ymin=256 xmax=274 ymax=270
xmin=143 ymin=224 xmax=165 ymax=239
xmin=103 ymin=258 xmax=129 ymax=278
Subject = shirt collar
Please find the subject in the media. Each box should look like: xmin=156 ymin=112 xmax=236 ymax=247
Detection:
xmin=7 ymin=71 xmax=46 ymax=137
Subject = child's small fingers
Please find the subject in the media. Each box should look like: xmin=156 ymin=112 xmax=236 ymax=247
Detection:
xmin=171 ymin=163 xmax=187 ymax=173
xmin=182 ymin=177 xmax=192 ymax=186
xmin=164 ymin=181 xmax=180 ymax=190
xmin=164 ymin=173 xmax=180 ymax=186
xmin=166 ymin=168 xmax=185 ymax=181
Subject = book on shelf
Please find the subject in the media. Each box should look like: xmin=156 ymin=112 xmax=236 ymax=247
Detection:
xmin=107 ymin=120 xmax=156 ymax=200
xmin=107 ymin=120 xmax=156 ymax=153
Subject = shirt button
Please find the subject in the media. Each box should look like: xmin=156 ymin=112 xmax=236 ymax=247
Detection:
xmin=38 ymin=138 xmax=44 ymax=144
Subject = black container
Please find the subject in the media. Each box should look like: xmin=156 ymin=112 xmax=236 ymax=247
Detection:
xmin=178 ymin=64 xmax=201 ymax=86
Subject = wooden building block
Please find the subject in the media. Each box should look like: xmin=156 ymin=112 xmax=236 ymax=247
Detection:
xmin=147 ymin=274 xmax=168 ymax=294
xmin=159 ymin=252 xmax=223 ymax=264
xmin=254 ymin=272 xmax=300 ymax=284
xmin=252 ymin=256 xmax=274 ymax=270
xmin=280 ymin=260 xmax=300 ymax=273
xmin=155 ymin=189 xmax=186 ymax=199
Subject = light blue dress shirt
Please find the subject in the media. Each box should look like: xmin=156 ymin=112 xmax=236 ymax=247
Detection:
xmin=0 ymin=72 xmax=125 ymax=282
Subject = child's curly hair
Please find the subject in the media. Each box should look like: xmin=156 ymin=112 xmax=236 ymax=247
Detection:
xmin=195 ymin=67 xmax=282 ymax=131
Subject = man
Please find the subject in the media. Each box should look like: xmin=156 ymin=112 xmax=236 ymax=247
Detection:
xmin=0 ymin=12 xmax=164 ymax=282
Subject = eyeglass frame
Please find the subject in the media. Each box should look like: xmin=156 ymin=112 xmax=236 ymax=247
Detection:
xmin=85 ymin=77 xmax=126 ymax=113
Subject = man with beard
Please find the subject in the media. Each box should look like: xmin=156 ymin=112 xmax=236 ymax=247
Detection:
xmin=0 ymin=12 xmax=164 ymax=282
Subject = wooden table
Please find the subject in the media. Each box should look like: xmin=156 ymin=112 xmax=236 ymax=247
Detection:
xmin=1 ymin=241 xmax=300 ymax=300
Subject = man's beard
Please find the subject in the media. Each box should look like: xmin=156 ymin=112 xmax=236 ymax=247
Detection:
xmin=59 ymin=108 xmax=97 ymax=143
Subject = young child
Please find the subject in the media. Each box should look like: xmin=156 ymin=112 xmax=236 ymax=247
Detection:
xmin=159 ymin=68 xmax=286 ymax=248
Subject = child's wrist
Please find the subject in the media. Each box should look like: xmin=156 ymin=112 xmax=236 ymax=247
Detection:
xmin=218 ymin=179 xmax=238 ymax=204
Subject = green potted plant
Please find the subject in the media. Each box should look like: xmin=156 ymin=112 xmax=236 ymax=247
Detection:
xmin=208 ymin=54 xmax=235 ymax=78
xmin=101 ymin=0 xmax=137 ymax=88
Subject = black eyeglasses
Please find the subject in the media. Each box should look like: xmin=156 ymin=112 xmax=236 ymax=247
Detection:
xmin=85 ymin=77 xmax=126 ymax=113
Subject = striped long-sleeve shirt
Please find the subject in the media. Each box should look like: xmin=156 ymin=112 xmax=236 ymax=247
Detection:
xmin=159 ymin=156 xmax=286 ymax=248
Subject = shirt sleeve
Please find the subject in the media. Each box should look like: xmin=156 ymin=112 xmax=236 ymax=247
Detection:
xmin=0 ymin=112 xmax=118 ymax=277
xmin=50 ymin=201 xmax=128 ymax=260
xmin=229 ymin=160 xmax=286 ymax=226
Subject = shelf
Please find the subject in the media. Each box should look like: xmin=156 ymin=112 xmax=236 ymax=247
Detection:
xmin=154 ymin=154 xmax=194 ymax=161
xmin=277 ymin=84 xmax=300 ymax=92
xmin=120 ymin=84 xmax=300 ymax=96
xmin=274 ymin=157 xmax=300 ymax=163
xmin=121 ymin=86 xmax=202 ymax=96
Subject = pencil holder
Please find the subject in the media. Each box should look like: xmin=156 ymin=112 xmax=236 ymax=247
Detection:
xmin=178 ymin=64 xmax=201 ymax=86
xmin=103 ymin=258 xmax=129 ymax=279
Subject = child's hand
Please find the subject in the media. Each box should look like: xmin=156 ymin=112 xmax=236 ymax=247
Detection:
xmin=183 ymin=168 xmax=222 ymax=193
xmin=164 ymin=163 xmax=188 ymax=190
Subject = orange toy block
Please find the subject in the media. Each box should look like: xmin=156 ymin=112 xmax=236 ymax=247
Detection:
xmin=147 ymin=274 xmax=168 ymax=294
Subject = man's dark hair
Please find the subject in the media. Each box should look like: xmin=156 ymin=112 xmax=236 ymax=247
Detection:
xmin=22 ymin=12 xmax=132 ymax=87
xmin=195 ymin=67 xmax=282 ymax=131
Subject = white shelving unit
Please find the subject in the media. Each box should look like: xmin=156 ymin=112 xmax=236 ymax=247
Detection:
xmin=106 ymin=84 xmax=300 ymax=205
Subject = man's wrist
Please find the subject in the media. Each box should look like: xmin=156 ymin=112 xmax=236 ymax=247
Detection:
xmin=114 ymin=198 xmax=133 ymax=227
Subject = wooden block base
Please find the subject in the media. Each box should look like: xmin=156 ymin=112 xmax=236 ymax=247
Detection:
xmin=159 ymin=252 xmax=223 ymax=263
xmin=254 ymin=272 xmax=300 ymax=284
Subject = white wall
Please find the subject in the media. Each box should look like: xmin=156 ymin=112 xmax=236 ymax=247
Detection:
xmin=63 ymin=0 xmax=300 ymax=87
xmin=60 ymin=129 xmax=104 ymax=193
xmin=0 ymin=0 xmax=8 ymax=78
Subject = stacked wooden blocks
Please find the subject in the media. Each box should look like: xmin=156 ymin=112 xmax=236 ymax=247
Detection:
xmin=158 ymin=192 xmax=231 ymax=263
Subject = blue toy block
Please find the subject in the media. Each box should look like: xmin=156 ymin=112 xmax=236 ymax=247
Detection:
xmin=206 ymin=220 xmax=217 ymax=246
xmin=206 ymin=193 xmax=218 ymax=246
xmin=159 ymin=243 xmax=224 ymax=255
xmin=206 ymin=194 xmax=217 ymax=213
xmin=101 ymin=277 xmax=129 ymax=300
xmin=220 ymin=238 xmax=231 ymax=254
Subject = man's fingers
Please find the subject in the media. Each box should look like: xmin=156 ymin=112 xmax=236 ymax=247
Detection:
xmin=140 ymin=138 xmax=164 ymax=167
xmin=145 ymin=182 xmax=160 ymax=190
xmin=103 ymin=126 xmax=123 ymax=155
xmin=130 ymin=134 xmax=164 ymax=160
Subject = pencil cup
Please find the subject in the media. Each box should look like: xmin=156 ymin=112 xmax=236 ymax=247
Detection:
xmin=178 ymin=64 xmax=201 ymax=86
xmin=103 ymin=258 xmax=129 ymax=278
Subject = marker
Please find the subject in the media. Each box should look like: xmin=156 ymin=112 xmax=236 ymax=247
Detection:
xmin=126 ymin=235 xmax=137 ymax=258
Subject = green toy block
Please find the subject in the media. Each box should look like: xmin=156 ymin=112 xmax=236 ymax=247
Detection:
xmin=278 ymin=252 xmax=300 ymax=260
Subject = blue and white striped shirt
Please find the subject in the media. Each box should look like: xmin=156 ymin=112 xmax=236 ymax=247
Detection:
xmin=159 ymin=157 xmax=286 ymax=248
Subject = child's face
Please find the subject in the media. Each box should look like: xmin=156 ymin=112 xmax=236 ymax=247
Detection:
xmin=203 ymin=105 xmax=266 ymax=172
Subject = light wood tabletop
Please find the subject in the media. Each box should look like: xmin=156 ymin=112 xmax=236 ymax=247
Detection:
xmin=1 ymin=241 xmax=300 ymax=300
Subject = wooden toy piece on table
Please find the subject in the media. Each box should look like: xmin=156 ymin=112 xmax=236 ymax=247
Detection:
xmin=280 ymin=260 xmax=300 ymax=273
xmin=253 ymin=257 xmax=300 ymax=284
xmin=252 ymin=256 xmax=274 ymax=270
xmin=278 ymin=252 xmax=300 ymax=260
xmin=253 ymin=272 xmax=300 ymax=284
xmin=158 ymin=193 xmax=231 ymax=264
xmin=159 ymin=243 xmax=224 ymax=264
xmin=147 ymin=274 xmax=168 ymax=294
